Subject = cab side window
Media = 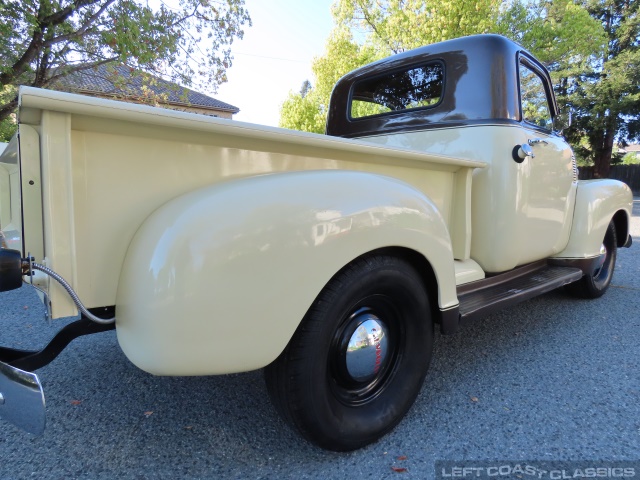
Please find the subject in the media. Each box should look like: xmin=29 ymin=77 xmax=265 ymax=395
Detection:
xmin=519 ymin=62 xmax=552 ymax=130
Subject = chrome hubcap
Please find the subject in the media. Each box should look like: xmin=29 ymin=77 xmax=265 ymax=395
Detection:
xmin=329 ymin=300 xmax=401 ymax=406
xmin=345 ymin=314 xmax=389 ymax=383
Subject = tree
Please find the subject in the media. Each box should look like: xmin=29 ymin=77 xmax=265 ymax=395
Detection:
xmin=332 ymin=0 xmax=502 ymax=52
xmin=281 ymin=0 xmax=639 ymax=179
xmin=501 ymin=0 xmax=639 ymax=177
xmin=568 ymin=0 xmax=640 ymax=177
xmin=280 ymin=0 xmax=504 ymax=132
xmin=279 ymin=27 xmax=380 ymax=133
xmin=0 ymin=0 xmax=251 ymax=140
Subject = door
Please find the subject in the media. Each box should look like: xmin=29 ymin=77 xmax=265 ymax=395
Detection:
xmin=515 ymin=57 xmax=577 ymax=262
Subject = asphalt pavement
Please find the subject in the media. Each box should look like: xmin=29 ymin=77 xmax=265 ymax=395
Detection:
xmin=1 ymin=199 xmax=639 ymax=479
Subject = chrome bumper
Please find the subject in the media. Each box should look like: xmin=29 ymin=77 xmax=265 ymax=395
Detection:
xmin=0 ymin=315 xmax=115 ymax=435
xmin=0 ymin=361 xmax=45 ymax=435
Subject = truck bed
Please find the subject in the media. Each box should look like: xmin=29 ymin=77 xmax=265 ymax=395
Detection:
xmin=2 ymin=87 xmax=484 ymax=319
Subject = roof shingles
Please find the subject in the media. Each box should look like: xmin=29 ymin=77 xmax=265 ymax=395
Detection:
xmin=56 ymin=64 xmax=239 ymax=114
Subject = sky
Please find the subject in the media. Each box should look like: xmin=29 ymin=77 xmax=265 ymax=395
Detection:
xmin=214 ymin=0 xmax=335 ymax=126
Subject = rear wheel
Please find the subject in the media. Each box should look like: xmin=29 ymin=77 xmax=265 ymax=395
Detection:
xmin=264 ymin=255 xmax=433 ymax=451
xmin=566 ymin=220 xmax=617 ymax=299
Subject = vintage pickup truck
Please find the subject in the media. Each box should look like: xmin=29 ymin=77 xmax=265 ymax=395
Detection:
xmin=0 ymin=34 xmax=633 ymax=451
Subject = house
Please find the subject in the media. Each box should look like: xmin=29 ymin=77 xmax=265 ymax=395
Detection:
xmin=624 ymin=144 xmax=640 ymax=159
xmin=53 ymin=64 xmax=239 ymax=119
xmin=619 ymin=143 xmax=640 ymax=160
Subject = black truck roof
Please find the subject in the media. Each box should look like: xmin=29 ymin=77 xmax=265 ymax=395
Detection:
xmin=326 ymin=34 xmax=556 ymax=138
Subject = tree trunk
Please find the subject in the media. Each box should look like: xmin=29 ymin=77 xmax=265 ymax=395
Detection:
xmin=0 ymin=98 xmax=18 ymax=124
xmin=592 ymin=119 xmax=616 ymax=179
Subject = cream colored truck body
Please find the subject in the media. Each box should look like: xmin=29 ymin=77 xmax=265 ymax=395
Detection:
xmin=0 ymin=35 xmax=634 ymax=449
xmin=1 ymin=84 xmax=632 ymax=376
xmin=2 ymin=87 xmax=486 ymax=375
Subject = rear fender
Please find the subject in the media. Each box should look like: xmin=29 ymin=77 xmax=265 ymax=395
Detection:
xmin=553 ymin=179 xmax=632 ymax=259
xmin=115 ymin=170 xmax=456 ymax=376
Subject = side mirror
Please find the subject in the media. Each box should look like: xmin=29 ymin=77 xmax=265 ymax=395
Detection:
xmin=553 ymin=109 xmax=572 ymax=135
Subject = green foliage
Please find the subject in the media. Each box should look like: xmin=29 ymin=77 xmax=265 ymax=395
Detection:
xmin=281 ymin=0 xmax=639 ymax=179
xmin=621 ymin=152 xmax=640 ymax=165
xmin=279 ymin=27 xmax=380 ymax=133
xmin=507 ymin=0 xmax=639 ymax=176
xmin=611 ymin=149 xmax=626 ymax=165
xmin=280 ymin=0 xmax=503 ymax=132
xmin=0 ymin=116 xmax=17 ymax=142
xmin=0 ymin=0 xmax=251 ymax=122
xmin=570 ymin=1 xmax=639 ymax=176
xmin=350 ymin=100 xmax=390 ymax=119
xmin=0 ymin=84 xmax=17 ymax=140
xmin=279 ymin=88 xmax=326 ymax=133
xmin=497 ymin=0 xmax=607 ymax=66
xmin=332 ymin=0 xmax=502 ymax=52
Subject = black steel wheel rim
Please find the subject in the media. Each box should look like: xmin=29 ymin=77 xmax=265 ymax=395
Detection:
xmin=593 ymin=228 xmax=615 ymax=288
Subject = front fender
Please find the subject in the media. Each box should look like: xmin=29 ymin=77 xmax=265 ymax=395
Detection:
xmin=553 ymin=179 xmax=632 ymax=259
xmin=115 ymin=170 xmax=456 ymax=375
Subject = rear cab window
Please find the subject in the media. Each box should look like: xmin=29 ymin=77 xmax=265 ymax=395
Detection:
xmin=350 ymin=62 xmax=444 ymax=120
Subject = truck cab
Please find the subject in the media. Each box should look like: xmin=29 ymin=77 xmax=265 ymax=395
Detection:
xmin=327 ymin=35 xmax=580 ymax=274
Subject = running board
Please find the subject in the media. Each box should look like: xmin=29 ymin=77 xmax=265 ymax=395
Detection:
xmin=457 ymin=262 xmax=583 ymax=325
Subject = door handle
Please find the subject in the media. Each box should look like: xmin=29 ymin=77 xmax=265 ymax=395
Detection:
xmin=528 ymin=138 xmax=549 ymax=146
xmin=512 ymin=143 xmax=534 ymax=163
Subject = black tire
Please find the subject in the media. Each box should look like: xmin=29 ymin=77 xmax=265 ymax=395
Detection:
xmin=264 ymin=255 xmax=434 ymax=451
xmin=566 ymin=220 xmax=617 ymax=299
